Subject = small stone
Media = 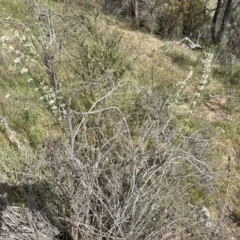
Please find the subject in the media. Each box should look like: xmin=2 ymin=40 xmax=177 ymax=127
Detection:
xmin=205 ymin=221 xmax=212 ymax=228
xmin=201 ymin=206 xmax=211 ymax=221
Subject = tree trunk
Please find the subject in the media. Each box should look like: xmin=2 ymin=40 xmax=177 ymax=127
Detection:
xmin=217 ymin=0 xmax=232 ymax=42
xmin=211 ymin=0 xmax=222 ymax=43
xmin=129 ymin=0 xmax=139 ymax=28
xmin=211 ymin=0 xmax=233 ymax=43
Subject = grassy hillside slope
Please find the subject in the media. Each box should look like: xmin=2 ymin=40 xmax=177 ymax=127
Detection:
xmin=1 ymin=1 xmax=240 ymax=239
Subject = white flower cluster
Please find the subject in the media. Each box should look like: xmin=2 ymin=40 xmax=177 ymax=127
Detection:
xmin=167 ymin=67 xmax=194 ymax=118
xmin=1 ymin=27 xmax=65 ymax=118
xmin=37 ymin=82 xmax=65 ymax=117
xmin=0 ymin=35 xmax=9 ymax=42
xmin=13 ymin=57 xmax=21 ymax=64
xmin=20 ymin=67 xmax=28 ymax=74
xmin=174 ymin=66 xmax=193 ymax=105
xmin=184 ymin=52 xmax=213 ymax=123
xmin=195 ymin=52 xmax=213 ymax=99
xmin=0 ymin=32 xmax=31 ymax=76
xmin=0 ymin=115 xmax=24 ymax=152
xmin=0 ymin=27 xmax=42 ymax=91
xmin=8 ymin=45 xmax=14 ymax=53
xmin=13 ymin=30 xmax=39 ymax=62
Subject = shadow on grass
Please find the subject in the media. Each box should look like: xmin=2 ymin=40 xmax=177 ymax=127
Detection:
xmin=0 ymin=182 xmax=73 ymax=240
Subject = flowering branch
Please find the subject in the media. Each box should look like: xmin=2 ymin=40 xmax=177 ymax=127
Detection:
xmin=0 ymin=116 xmax=24 ymax=152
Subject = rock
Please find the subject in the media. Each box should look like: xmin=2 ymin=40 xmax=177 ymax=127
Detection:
xmin=201 ymin=206 xmax=211 ymax=221
xmin=198 ymin=206 xmax=212 ymax=229
xmin=205 ymin=221 xmax=212 ymax=228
